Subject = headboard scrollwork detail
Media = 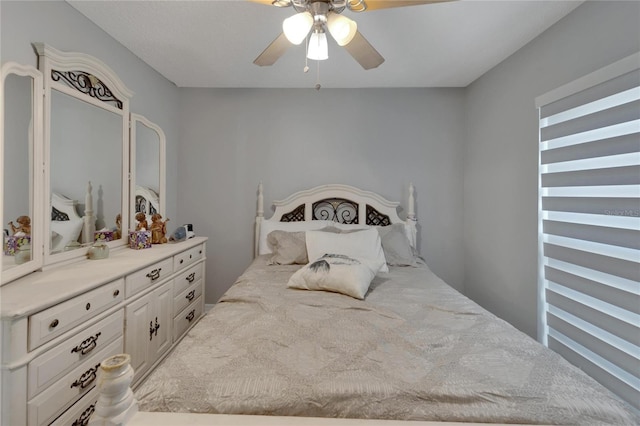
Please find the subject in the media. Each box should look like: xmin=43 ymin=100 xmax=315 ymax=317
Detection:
xmin=366 ymin=205 xmax=391 ymax=226
xmin=313 ymin=198 xmax=358 ymax=224
xmin=280 ymin=204 xmax=305 ymax=222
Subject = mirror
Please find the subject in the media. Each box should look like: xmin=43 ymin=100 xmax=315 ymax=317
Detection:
xmin=1 ymin=63 xmax=43 ymax=285
xmin=35 ymin=43 xmax=133 ymax=265
xmin=131 ymin=113 xmax=166 ymax=227
xmin=49 ymin=89 xmax=123 ymax=254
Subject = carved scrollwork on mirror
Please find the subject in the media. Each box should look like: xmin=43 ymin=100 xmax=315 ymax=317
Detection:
xmin=34 ymin=43 xmax=133 ymax=265
xmin=1 ymin=62 xmax=44 ymax=285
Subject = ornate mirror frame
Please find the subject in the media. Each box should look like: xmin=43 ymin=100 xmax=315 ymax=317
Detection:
xmin=0 ymin=62 xmax=44 ymax=285
xmin=130 ymin=113 xmax=166 ymax=226
xmin=34 ymin=43 xmax=134 ymax=266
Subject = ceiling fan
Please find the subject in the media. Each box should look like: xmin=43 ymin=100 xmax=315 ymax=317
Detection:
xmin=251 ymin=0 xmax=448 ymax=70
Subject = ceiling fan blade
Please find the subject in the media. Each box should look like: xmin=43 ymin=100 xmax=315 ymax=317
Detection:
xmin=343 ymin=30 xmax=384 ymax=70
xmin=254 ymin=33 xmax=292 ymax=66
xmin=348 ymin=0 xmax=451 ymax=12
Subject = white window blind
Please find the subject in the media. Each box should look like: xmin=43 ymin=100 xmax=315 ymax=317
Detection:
xmin=536 ymin=53 xmax=640 ymax=411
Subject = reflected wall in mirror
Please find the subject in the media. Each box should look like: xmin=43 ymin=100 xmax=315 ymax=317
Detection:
xmin=131 ymin=113 xmax=166 ymax=226
xmin=35 ymin=43 xmax=133 ymax=265
xmin=49 ymin=89 xmax=122 ymax=253
xmin=1 ymin=62 xmax=43 ymax=285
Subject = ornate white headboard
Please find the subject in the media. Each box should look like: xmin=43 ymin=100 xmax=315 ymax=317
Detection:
xmin=135 ymin=185 xmax=159 ymax=221
xmin=255 ymin=183 xmax=417 ymax=257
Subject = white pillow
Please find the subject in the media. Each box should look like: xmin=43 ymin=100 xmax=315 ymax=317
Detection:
xmin=50 ymin=218 xmax=84 ymax=253
xmin=306 ymin=227 xmax=389 ymax=273
xmin=288 ymin=254 xmax=383 ymax=299
xmin=258 ymin=220 xmax=333 ymax=255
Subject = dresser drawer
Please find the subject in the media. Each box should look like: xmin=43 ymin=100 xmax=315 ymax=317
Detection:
xmin=173 ymin=263 xmax=203 ymax=296
xmin=28 ymin=309 xmax=124 ymax=399
xmin=28 ymin=337 xmax=123 ymax=426
xmin=174 ymin=279 xmax=203 ymax=315
xmin=49 ymin=386 xmax=98 ymax=426
xmin=125 ymin=257 xmax=173 ymax=298
xmin=28 ymin=280 xmax=124 ymax=351
xmin=174 ymin=296 xmax=202 ymax=341
xmin=174 ymin=244 xmax=204 ymax=271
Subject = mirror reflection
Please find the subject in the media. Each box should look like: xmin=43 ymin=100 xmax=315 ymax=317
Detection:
xmin=3 ymin=74 xmax=33 ymax=270
xmin=135 ymin=121 xmax=160 ymax=223
xmin=49 ymin=89 xmax=122 ymax=254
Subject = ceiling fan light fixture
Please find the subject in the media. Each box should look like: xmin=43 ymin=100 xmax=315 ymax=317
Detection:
xmin=307 ymin=28 xmax=329 ymax=60
xmin=282 ymin=11 xmax=314 ymax=45
xmin=327 ymin=12 xmax=357 ymax=46
xmin=271 ymin=0 xmax=292 ymax=7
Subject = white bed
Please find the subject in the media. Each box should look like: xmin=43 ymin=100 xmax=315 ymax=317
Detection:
xmin=133 ymin=184 xmax=638 ymax=425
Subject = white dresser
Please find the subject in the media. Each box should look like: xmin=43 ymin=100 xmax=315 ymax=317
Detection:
xmin=0 ymin=237 xmax=207 ymax=426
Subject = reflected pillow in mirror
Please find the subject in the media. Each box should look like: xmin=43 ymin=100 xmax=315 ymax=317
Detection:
xmin=50 ymin=218 xmax=83 ymax=253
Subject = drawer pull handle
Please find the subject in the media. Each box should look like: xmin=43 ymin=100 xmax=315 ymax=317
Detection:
xmin=146 ymin=268 xmax=161 ymax=281
xmin=72 ymin=403 xmax=95 ymax=426
xmin=189 ymin=254 xmax=193 ymax=259
xmin=186 ymin=310 xmax=196 ymax=322
xmin=180 ymin=259 xmax=184 ymax=264
xmin=71 ymin=332 xmax=101 ymax=355
xmin=85 ymin=302 xmax=91 ymax=311
xmin=113 ymin=289 xmax=120 ymax=297
xmin=186 ymin=290 xmax=196 ymax=301
xmin=186 ymin=272 xmax=196 ymax=283
xmin=199 ymin=250 xmax=202 ymax=254
xmin=50 ymin=319 xmax=59 ymax=329
xmin=149 ymin=317 xmax=160 ymax=340
xmin=70 ymin=363 xmax=100 ymax=389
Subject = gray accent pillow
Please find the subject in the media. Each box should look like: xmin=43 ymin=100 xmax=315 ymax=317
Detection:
xmin=378 ymin=223 xmax=418 ymax=267
xmin=266 ymin=226 xmax=344 ymax=265
xmin=267 ymin=230 xmax=308 ymax=265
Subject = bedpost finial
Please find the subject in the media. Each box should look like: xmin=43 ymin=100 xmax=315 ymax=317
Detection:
xmin=257 ymin=182 xmax=264 ymax=218
xmin=408 ymin=182 xmax=416 ymax=221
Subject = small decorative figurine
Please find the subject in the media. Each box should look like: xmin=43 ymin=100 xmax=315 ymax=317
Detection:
xmin=8 ymin=215 xmax=31 ymax=235
xmin=113 ymin=214 xmax=122 ymax=240
xmin=150 ymin=213 xmax=169 ymax=244
xmin=135 ymin=212 xmax=148 ymax=231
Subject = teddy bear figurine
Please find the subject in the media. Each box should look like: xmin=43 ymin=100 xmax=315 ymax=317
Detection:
xmin=150 ymin=213 xmax=169 ymax=244
xmin=8 ymin=215 xmax=31 ymax=235
xmin=135 ymin=212 xmax=149 ymax=231
xmin=113 ymin=214 xmax=122 ymax=240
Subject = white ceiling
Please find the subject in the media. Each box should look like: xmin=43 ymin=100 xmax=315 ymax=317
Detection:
xmin=67 ymin=0 xmax=582 ymax=88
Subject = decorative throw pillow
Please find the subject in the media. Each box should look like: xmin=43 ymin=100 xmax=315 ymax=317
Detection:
xmin=377 ymin=223 xmax=418 ymax=267
xmin=305 ymin=227 xmax=389 ymax=273
xmin=287 ymin=254 xmax=382 ymax=299
xmin=258 ymin=220 xmax=333 ymax=255
xmin=267 ymin=230 xmax=307 ymax=265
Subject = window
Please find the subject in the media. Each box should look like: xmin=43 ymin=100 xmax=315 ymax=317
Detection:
xmin=536 ymin=53 xmax=639 ymax=410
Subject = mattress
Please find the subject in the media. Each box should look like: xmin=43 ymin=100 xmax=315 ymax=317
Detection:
xmin=135 ymin=256 xmax=638 ymax=424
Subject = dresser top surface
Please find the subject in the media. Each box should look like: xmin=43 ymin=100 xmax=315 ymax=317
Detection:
xmin=0 ymin=237 xmax=207 ymax=319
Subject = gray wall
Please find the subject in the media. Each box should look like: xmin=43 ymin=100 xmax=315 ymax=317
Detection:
xmin=177 ymin=88 xmax=466 ymax=302
xmin=464 ymin=1 xmax=640 ymax=338
xmin=0 ymin=0 xmax=181 ymax=224
xmin=2 ymin=0 xmax=638 ymax=340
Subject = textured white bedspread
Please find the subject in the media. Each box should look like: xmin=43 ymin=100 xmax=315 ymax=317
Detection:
xmin=136 ymin=257 xmax=638 ymax=424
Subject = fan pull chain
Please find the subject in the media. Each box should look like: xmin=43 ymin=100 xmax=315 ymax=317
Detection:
xmin=315 ymin=59 xmax=321 ymax=91
xmin=303 ymin=35 xmax=310 ymax=73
